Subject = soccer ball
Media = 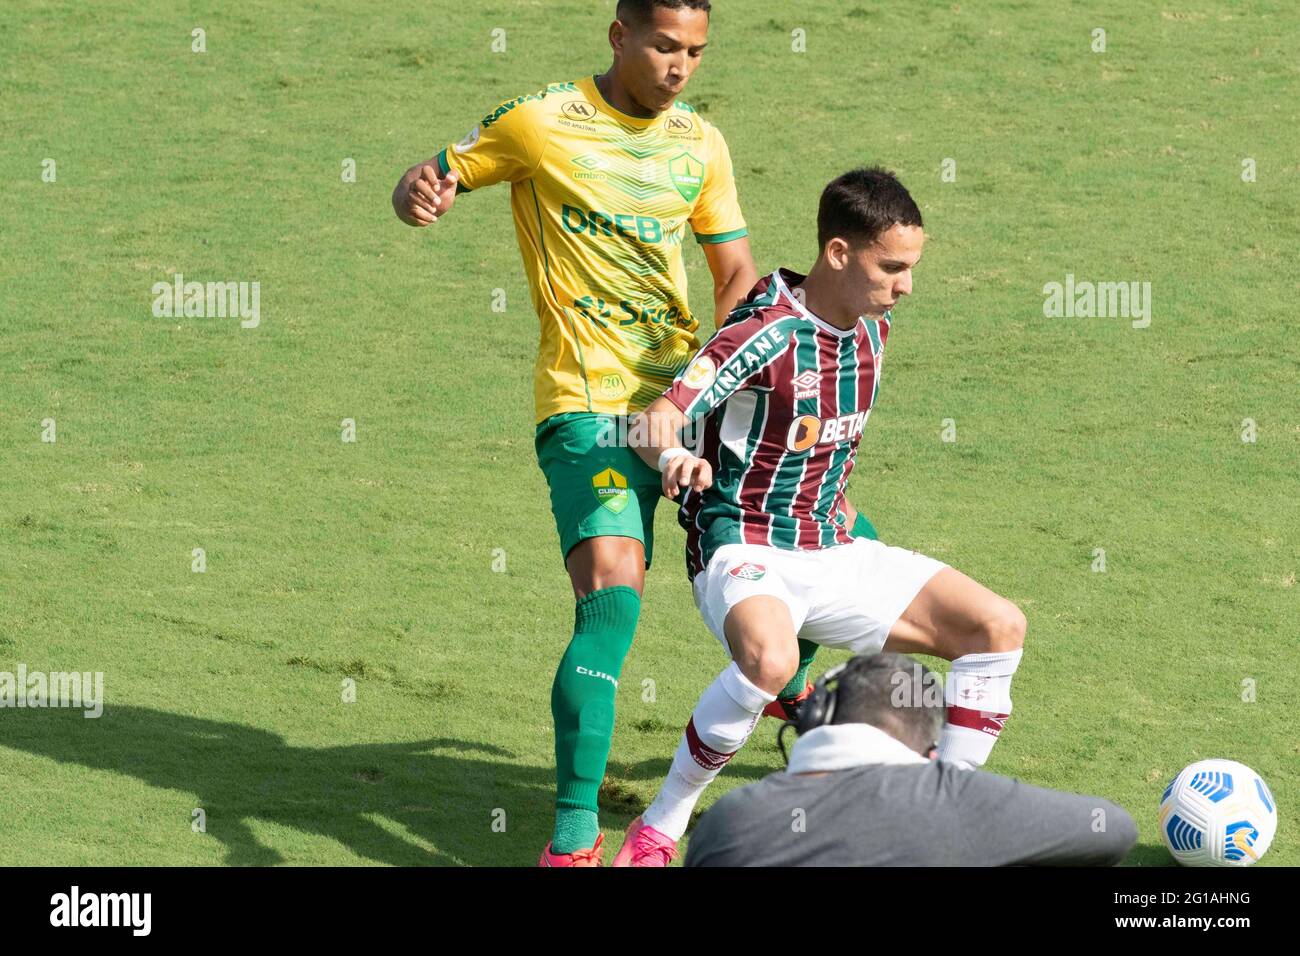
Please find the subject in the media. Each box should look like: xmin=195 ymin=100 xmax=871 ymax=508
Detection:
xmin=1159 ymin=759 xmax=1277 ymax=866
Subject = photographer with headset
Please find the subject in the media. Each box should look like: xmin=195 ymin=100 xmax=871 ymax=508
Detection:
xmin=684 ymin=652 xmax=1138 ymax=866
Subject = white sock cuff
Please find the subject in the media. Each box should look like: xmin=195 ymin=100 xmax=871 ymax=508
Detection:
xmin=719 ymin=661 xmax=776 ymax=714
xmin=950 ymin=648 xmax=1023 ymax=677
xmin=938 ymin=723 xmax=998 ymax=768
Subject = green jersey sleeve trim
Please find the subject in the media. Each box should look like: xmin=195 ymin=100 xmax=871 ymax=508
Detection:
xmin=695 ymin=227 xmax=749 ymax=245
xmin=436 ymin=149 xmax=474 ymax=194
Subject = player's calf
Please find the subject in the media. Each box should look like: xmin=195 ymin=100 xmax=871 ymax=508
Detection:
xmin=635 ymin=599 xmax=794 ymax=843
xmin=886 ymin=570 xmax=1027 ymax=769
xmin=938 ymin=599 xmax=1026 ymax=769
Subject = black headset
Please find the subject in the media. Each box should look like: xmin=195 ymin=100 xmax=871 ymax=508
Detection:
xmin=777 ymin=660 xmax=849 ymax=765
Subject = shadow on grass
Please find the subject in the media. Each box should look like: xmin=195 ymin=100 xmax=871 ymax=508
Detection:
xmin=0 ymin=705 xmax=773 ymax=867
xmin=1124 ymin=842 xmax=1178 ymax=867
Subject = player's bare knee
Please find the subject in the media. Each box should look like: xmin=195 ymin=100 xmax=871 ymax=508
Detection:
xmin=754 ymin=643 xmax=799 ymax=695
xmin=980 ymin=600 xmax=1026 ymax=653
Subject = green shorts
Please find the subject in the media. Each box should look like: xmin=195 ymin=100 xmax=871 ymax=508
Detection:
xmin=535 ymin=412 xmax=665 ymax=566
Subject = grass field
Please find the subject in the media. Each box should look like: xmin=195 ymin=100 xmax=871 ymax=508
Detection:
xmin=2 ymin=0 xmax=1297 ymax=866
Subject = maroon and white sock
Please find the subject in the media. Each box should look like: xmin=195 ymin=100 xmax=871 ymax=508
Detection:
xmin=641 ymin=662 xmax=775 ymax=840
xmin=938 ymin=648 xmax=1022 ymax=768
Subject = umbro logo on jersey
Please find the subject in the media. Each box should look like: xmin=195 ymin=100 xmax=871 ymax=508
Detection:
xmin=727 ymin=562 xmax=767 ymax=581
xmin=786 ymin=411 xmax=868 ymax=452
xmin=571 ymin=153 xmax=609 ymax=182
xmin=793 ymin=370 xmax=821 ymax=400
xmin=571 ymin=153 xmax=610 ymax=171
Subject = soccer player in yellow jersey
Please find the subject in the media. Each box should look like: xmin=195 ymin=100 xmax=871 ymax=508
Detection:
xmin=391 ymin=0 xmax=876 ymax=865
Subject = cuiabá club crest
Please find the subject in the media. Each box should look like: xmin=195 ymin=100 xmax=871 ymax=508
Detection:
xmin=591 ymin=467 xmax=630 ymax=514
xmin=669 ymin=152 xmax=704 ymax=203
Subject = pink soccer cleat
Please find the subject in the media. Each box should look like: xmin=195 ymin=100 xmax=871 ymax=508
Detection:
xmin=538 ymin=833 xmax=604 ymax=867
xmin=612 ymin=816 xmax=678 ymax=867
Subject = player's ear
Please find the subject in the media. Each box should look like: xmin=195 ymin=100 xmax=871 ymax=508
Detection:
xmin=825 ymin=237 xmax=850 ymax=271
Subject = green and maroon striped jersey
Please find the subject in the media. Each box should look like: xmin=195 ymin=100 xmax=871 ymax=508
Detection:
xmin=662 ymin=268 xmax=890 ymax=579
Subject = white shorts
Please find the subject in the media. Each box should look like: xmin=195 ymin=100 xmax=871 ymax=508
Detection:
xmin=692 ymin=538 xmax=947 ymax=656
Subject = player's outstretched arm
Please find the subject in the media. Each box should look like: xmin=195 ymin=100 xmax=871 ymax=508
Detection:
xmin=391 ymin=159 xmax=460 ymax=227
xmin=631 ymin=397 xmax=712 ymax=500
xmin=702 ymin=236 xmax=758 ymax=328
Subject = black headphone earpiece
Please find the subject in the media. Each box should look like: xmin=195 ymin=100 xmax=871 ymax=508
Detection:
xmin=778 ymin=660 xmax=849 ymax=765
xmin=795 ymin=660 xmax=847 ymax=735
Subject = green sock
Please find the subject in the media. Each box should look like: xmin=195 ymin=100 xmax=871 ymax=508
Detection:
xmin=851 ymin=511 xmax=879 ymax=541
xmin=777 ymin=512 xmax=881 ymax=700
xmin=549 ymin=585 xmax=640 ymax=854
xmin=778 ymin=639 xmax=820 ymax=700
xmin=552 ymin=808 xmax=599 ymax=855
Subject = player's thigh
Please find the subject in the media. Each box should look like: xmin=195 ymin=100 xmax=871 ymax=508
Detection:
xmin=694 ymin=546 xmax=806 ymax=693
xmin=535 ymin=413 xmax=661 ymax=596
xmin=883 ymin=566 xmax=1025 ymax=660
xmin=800 ymin=539 xmax=943 ymax=655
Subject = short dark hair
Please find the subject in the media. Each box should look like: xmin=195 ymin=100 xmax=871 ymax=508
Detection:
xmin=817 ymin=167 xmax=922 ymax=250
xmin=830 ymin=652 xmax=945 ymax=755
xmin=616 ymin=0 xmax=712 ymax=28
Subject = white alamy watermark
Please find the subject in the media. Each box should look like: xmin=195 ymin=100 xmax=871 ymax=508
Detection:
xmin=50 ymin=886 xmax=150 ymax=936
xmin=151 ymin=274 xmax=260 ymax=328
xmin=595 ymin=412 xmax=704 ymax=449
xmin=0 ymin=665 xmax=104 ymax=718
xmin=1042 ymin=274 xmax=1151 ymax=328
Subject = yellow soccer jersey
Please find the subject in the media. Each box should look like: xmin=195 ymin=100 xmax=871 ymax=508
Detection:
xmin=437 ymin=75 xmax=748 ymax=423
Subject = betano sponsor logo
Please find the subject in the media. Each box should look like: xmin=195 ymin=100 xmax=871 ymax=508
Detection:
xmin=786 ymin=411 xmax=868 ymax=452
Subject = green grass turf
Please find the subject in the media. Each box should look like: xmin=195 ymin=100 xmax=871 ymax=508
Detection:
xmin=1 ymin=0 xmax=1297 ymax=866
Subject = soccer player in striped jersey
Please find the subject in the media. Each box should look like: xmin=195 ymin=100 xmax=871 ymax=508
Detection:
xmin=391 ymin=0 xmax=878 ymax=866
xmin=612 ymin=168 xmax=1028 ymax=866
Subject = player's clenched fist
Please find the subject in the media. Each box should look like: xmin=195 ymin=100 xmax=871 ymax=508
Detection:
xmin=392 ymin=162 xmax=460 ymax=227
xmin=661 ymin=451 xmax=712 ymax=499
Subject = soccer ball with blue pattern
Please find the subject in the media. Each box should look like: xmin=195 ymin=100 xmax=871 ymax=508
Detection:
xmin=1159 ymin=759 xmax=1277 ymax=866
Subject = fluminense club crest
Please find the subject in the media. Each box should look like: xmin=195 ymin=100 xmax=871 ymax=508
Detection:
xmin=727 ymin=562 xmax=767 ymax=581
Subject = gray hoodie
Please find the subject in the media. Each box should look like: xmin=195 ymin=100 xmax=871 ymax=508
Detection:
xmin=684 ymin=724 xmax=1138 ymax=867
